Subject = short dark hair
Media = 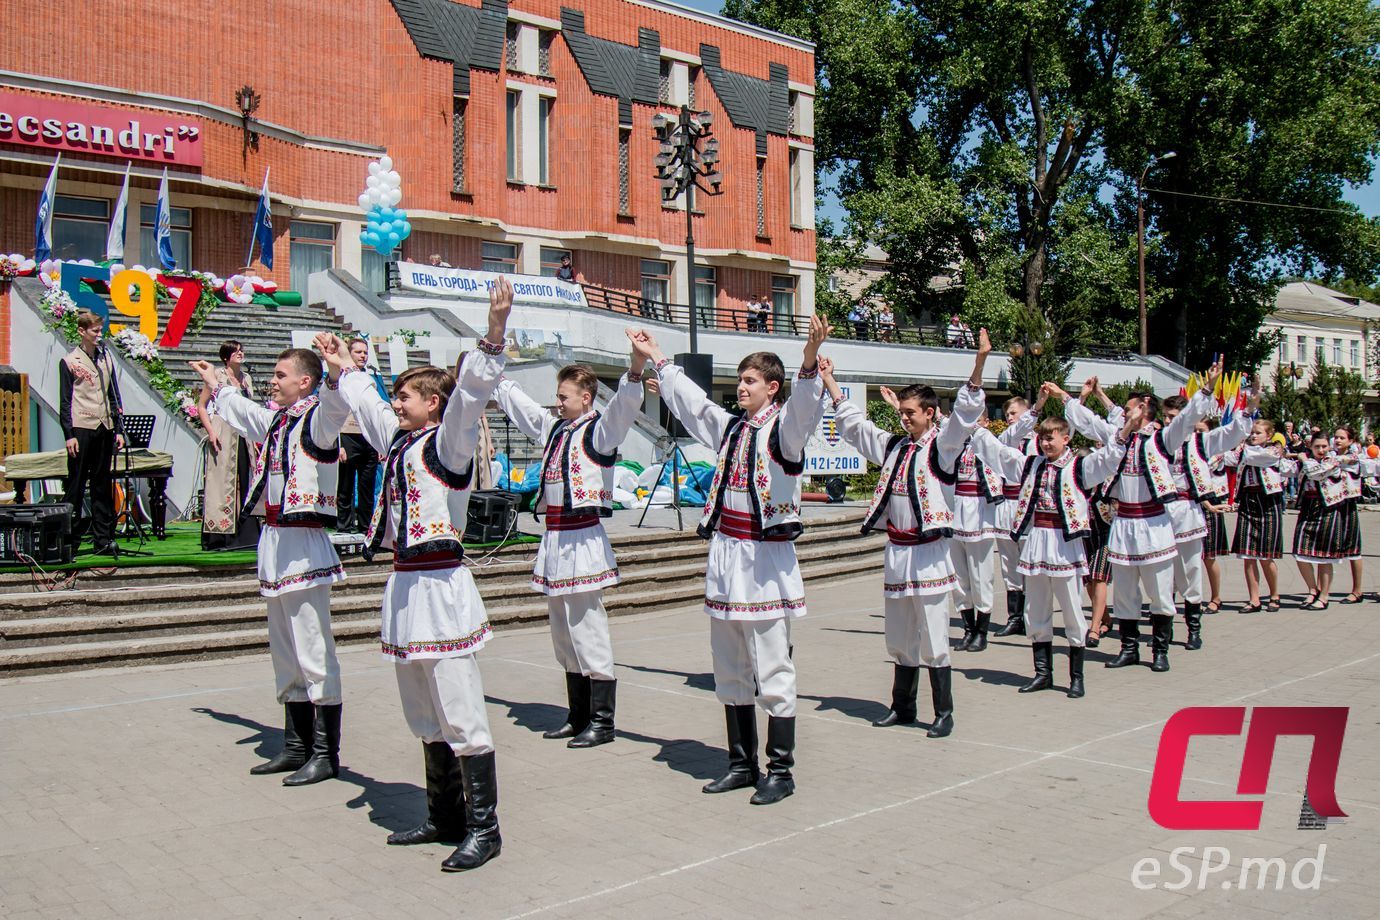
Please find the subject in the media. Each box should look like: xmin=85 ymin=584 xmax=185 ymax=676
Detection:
xmin=557 ymin=364 xmax=600 ymax=397
xmin=895 ymin=384 xmax=940 ymax=413
xmin=1129 ymin=389 xmax=1160 ymax=419
xmin=219 ymin=340 xmax=242 ymax=363
xmin=395 ymin=365 xmax=456 ymax=411
xmin=76 ymin=311 xmax=103 ymax=331
xmin=277 ymin=347 xmax=323 ymax=390
xmin=1336 ymin=425 xmax=1356 ymax=440
xmin=1312 ymin=431 xmax=1331 ymax=444
xmin=738 ymin=352 xmax=786 ymax=402
xmin=1038 ymin=417 xmax=1070 ymax=437
xmin=1162 ymin=394 xmax=1188 ymax=412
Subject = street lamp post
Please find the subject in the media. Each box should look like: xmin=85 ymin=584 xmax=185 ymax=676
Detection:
xmin=1137 ymin=151 xmax=1176 ymax=356
xmin=653 ymin=105 xmax=722 ymax=354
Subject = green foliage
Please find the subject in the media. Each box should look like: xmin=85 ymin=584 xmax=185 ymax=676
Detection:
xmin=1006 ymin=306 xmax=1073 ymax=402
xmin=1259 ymin=363 xmax=1305 ymax=429
xmin=866 ymin=396 xmax=900 ymax=433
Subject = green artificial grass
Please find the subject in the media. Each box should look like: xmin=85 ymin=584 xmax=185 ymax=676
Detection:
xmin=0 ymin=522 xmax=539 ymax=573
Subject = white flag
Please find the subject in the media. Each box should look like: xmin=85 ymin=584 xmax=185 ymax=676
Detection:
xmin=106 ymin=162 xmax=130 ymax=261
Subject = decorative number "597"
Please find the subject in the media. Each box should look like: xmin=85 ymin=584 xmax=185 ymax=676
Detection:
xmin=60 ymin=262 xmax=201 ymax=347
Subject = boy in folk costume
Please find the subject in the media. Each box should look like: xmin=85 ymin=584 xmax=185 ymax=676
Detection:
xmin=626 ymin=317 xmax=831 ymax=806
xmin=986 ymin=392 xmax=1046 ymax=641
xmin=190 ymin=347 xmax=351 ymax=786
xmin=1159 ymin=393 xmax=1253 ymax=649
xmin=489 ymin=352 xmax=648 ymax=748
xmin=1059 ymin=358 xmax=1224 ymax=674
xmin=311 ymin=278 xmax=513 ymax=873
xmin=821 ymin=334 xmax=994 ymax=732
xmin=969 ymin=402 xmax=1144 ymax=697
xmin=1291 ymin=432 xmax=1356 ymax=611
xmin=1222 ymin=419 xmax=1299 ymax=612
xmin=946 ymin=402 xmax=1009 ymax=652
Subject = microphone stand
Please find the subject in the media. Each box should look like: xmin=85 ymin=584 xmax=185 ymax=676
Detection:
xmin=103 ymin=344 xmax=153 ymax=558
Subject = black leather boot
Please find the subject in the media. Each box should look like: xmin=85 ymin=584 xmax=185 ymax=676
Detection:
xmin=956 ymin=609 xmax=976 ymax=651
xmin=873 ymin=663 xmax=920 ymax=726
xmin=1019 ymin=641 xmax=1054 ymax=693
xmin=283 ymin=703 xmax=342 ymax=786
xmin=250 ymin=702 xmax=309 ymax=775
xmin=441 ymin=752 xmax=502 ymax=871
xmin=544 ymin=673 xmax=591 ymax=739
xmin=926 ymin=666 xmax=954 ymax=738
xmin=750 ymin=716 xmax=796 ymax=805
xmin=1067 ymin=646 xmax=1086 ymax=698
xmin=703 ymin=705 xmax=761 ymax=793
xmin=1150 ymin=614 xmax=1173 ymax=672
xmin=1184 ymin=602 xmax=1203 ymax=650
xmin=388 ymin=742 xmax=467 ymax=845
xmin=994 ymin=591 xmax=1026 ymax=636
xmin=1105 ymin=619 xmax=1141 ymax=668
xmin=968 ymin=612 xmax=990 ymax=652
xmin=568 ymin=679 xmax=616 ymax=748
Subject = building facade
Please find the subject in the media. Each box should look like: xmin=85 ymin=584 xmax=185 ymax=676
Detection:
xmin=1260 ymin=282 xmax=1376 ymax=384
xmin=0 ymin=0 xmax=816 ymax=364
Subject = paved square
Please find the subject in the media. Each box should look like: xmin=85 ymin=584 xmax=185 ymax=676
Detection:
xmin=1 ymin=516 xmax=1377 ymax=919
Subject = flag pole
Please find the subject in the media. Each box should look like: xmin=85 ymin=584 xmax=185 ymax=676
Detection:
xmin=246 ymin=166 xmax=269 ymax=270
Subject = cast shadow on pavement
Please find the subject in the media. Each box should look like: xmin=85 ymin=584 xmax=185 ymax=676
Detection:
xmin=819 ymin=627 xmax=884 ymax=637
xmin=487 ymin=695 xmax=569 ymax=735
xmin=953 ymin=667 xmax=1029 ymax=688
xmin=617 ymin=663 xmax=715 ymax=693
xmin=614 ymin=729 xmax=724 ymax=782
xmin=339 ymin=768 xmax=426 ymax=835
xmin=798 ymin=692 xmax=889 ymax=724
xmin=190 ymin=706 xmax=280 ymax=761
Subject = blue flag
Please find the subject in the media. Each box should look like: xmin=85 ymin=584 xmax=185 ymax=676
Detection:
xmin=156 ymin=168 xmax=176 ymax=270
xmin=252 ymin=169 xmax=274 ymax=270
xmin=34 ymin=153 xmax=61 ymax=264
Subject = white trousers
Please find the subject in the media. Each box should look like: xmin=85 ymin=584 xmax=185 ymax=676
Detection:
xmin=1111 ymin=559 xmax=1176 ymax=620
xmin=1024 ymin=574 xmax=1089 ymax=646
xmin=709 ymin=617 xmax=796 ymax=717
xmin=883 ymin=594 xmax=951 ymax=668
xmin=997 ymin=538 xmax=1022 ymax=592
xmin=394 ymin=655 xmax=494 ymax=756
xmin=1172 ymin=540 xmax=1205 ymax=604
xmin=266 ymin=585 xmax=341 ymax=705
xmin=951 ymin=539 xmax=996 ymax=613
xmin=547 ymin=591 xmax=616 ymax=680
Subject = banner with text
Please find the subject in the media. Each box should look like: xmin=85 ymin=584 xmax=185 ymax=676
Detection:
xmin=396 ymin=261 xmax=588 ymax=309
xmin=805 ymin=379 xmax=866 ymax=476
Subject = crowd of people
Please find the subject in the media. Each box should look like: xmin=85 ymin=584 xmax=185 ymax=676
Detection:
xmin=170 ymin=281 xmax=1375 ymax=876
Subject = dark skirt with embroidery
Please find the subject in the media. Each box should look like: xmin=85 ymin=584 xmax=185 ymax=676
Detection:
xmin=1293 ymin=492 xmax=1361 ymax=561
xmin=1232 ymin=488 xmax=1284 ymax=560
xmin=1203 ymin=508 xmax=1229 ymax=559
xmin=1082 ymin=497 xmax=1112 ymax=583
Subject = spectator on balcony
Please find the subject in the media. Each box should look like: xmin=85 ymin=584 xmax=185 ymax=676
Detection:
xmin=848 ymin=304 xmax=871 ymax=340
xmin=555 ymin=254 xmax=576 ymax=283
xmin=747 ymin=295 xmax=770 ymax=333
xmin=429 ymin=254 xmax=452 ymax=268
xmin=946 ymin=314 xmax=973 ymax=348
xmin=878 ymin=305 xmax=896 ymax=343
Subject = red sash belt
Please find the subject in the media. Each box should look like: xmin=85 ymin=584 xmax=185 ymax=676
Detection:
xmin=545 ymin=507 xmax=601 ymax=531
xmin=1116 ymin=500 xmax=1164 ymax=519
xmin=717 ymin=508 xmax=790 ymax=542
xmin=954 ymin=482 xmax=983 ymax=497
xmin=1033 ymin=511 xmax=1061 ymax=529
xmin=394 ymin=550 xmax=460 ymax=572
xmin=264 ymin=505 xmax=323 ymax=528
xmin=886 ymin=524 xmax=943 ymax=546
xmin=1003 ymin=484 xmax=1021 ymax=499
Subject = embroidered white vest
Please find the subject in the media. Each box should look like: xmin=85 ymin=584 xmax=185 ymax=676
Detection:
xmin=1340 ymin=447 xmax=1363 ymax=499
xmin=698 ymin=403 xmax=804 ymax=540
xmin=242 ymin=396 xmax=339 ymax=525
xmin=1302 ymin=459 xmax=1347 ymax=507
xmin=861 ymin=427 xmax=957 ymax=537
xmin=1010 ymin=453 xmax=1093 ymax=540
xmin=366 ymin=425 xmax=474 ymax=560
xmin=538 ymin=411 xmax=616 ymax=516
xmin=1109 ymin=430 xmax=1179 ymax=502
xmin=1174 ymin=432 xmax=1217 ymax=500
xmin=1236 ymin=454 xmax=1286 ymax=495
xmin=959 ymin=439 xmax=1006 ymax=503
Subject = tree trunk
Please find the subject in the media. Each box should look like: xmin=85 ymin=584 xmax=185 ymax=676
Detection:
xmin=1024 ymin=237 xmax=1046 ymax=313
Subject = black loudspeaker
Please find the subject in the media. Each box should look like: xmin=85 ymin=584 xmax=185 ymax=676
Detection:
xmin=0 ymin=503 xmax=76 ymax=563
xmin=661 ymin=352 xmax=714 ymax=438
xmin=465 ymin=490 xmax=520 ymax=543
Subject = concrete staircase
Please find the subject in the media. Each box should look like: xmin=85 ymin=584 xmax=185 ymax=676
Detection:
xmin=0 ymin=509 xmax=882 ymax=676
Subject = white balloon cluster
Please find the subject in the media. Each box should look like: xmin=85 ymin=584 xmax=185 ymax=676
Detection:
xmin=358 ymin=155 xmax=413 ymax=256
xmin=358 ymin=154 xmax=403 ymax=210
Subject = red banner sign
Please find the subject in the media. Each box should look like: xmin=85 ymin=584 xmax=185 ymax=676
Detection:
xmin=0 ymin=91 xmax=203 ymax=167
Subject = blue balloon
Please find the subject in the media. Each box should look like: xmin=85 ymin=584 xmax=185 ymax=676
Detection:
xmin=398 ymin=221 xmax=412 ymax=240
xmin=387 ymin=231 xmax=401 ymax=245
xmin=374 ymin=241 xmax=393 ymax=256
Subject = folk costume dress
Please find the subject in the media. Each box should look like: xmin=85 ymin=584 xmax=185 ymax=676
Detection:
xmin=1203 ymin=457 xmax=1231 ymax=560
xmin=1293 ymin=457 xmax=1357 ymax=564
xmin=1223 ymin=445 xmax=1297 ymax=561
xmin=201 ymin=366 xmax=261 ymax=550
xmin=491 ymin=370 xmax=645 ymax=745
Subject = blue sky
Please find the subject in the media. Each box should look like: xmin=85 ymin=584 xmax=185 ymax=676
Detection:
xmin=674 ymin=0 xmax=1380 ymax=223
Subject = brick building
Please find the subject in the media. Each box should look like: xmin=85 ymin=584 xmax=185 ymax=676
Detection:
xmin=0 ymin=0 xmax=816 ymax=361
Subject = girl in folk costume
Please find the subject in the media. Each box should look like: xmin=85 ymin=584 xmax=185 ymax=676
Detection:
xmin=1292 ymin=432 xmax=1356 ymax=611
xmin=986 ymin=392 xmax=1046 ymax=640
xmin=189 ymin=347 xmax=351 ymax=787
xmin=1332 ymin=427 xmax=1366 ymax=604
xmin=821 ymin=336 xmax=994 ymax=735
xmin=971 ymin=406 xmax=1142 ymax=697
xmin=1159 ymin=393 xmax=1252 ymax=650
xmin=490 ymin=352 xmax=648 ymax=749
xmin=312 ymin=279 xmax=513 ymax=873
xmin=627 ymin=317 xmax=831 ymax=806
xmin=1058 ymin=359 xmax=1224 ymax=675
xmin=1222 ymin=418 xmax=1299 ymax=612
xmin=1082 ymin=482 xmax=1115 ymax=646
xmin=196 ymin=340 xmax=261 ymax=551
xmin=1198 ymin=420 xmax=1233 ymax=613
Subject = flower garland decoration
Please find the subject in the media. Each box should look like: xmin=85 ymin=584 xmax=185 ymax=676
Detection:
xmin=0 ymin=253 xmax=36 ymax=282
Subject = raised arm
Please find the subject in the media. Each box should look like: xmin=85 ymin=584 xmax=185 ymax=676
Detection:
xmin=774 ymin=313 xmax=831 ymax=458
xmin=937 ymin=382 xmax=988 ymax=469
xmin=337 ymin=370 xmax=400 ymax=454
xmin=437 ymin=345 xmax=508 ymax=467
xmin=628 ymin=327 xmax=732 ymax=449
xmin=1078 ymin=405 xmax=1141 ymax=485
xmin=190 ymin=359 xmax=275 ymax=442
xmin=969 ymin=426 xmax=1027 ymax=481
xmin=1201 ymin=411 xmax=1252 ymax=456
xmin=592 ymin=372 xmax=647 ymax=455
xmin=998 ymin=409 xmax=1038 ymax=447
xmin=1059 ymin=385 xmax=1120 ymax=443
xmin=492 ymin=378 xmax=556 ymax=444
xmin=1301 ymin=456 xmax=1341 ymax=481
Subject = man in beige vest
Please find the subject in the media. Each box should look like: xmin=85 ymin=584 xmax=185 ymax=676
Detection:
xmin=59 ymin=311 xmax=125 ymax=554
